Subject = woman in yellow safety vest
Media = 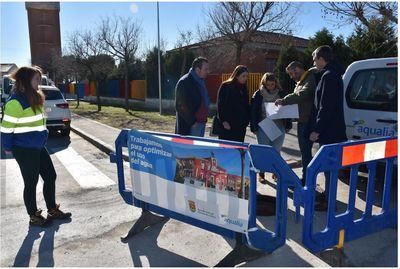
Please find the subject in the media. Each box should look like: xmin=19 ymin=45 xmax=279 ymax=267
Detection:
xmin=1 ymin=66 xmax=71 ymax=227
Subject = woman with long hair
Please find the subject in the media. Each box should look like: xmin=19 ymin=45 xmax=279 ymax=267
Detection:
xmin=216 ymin=65 xmax=250 ymax=142
xmin=1 ymin=66 xmax=71 ymax=227
xmin=250 ymin=73 xmax=288 ymax=183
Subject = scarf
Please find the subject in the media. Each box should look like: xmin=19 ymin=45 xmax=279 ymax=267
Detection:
xmin=189 ymin=68 xmax=210 ymax=108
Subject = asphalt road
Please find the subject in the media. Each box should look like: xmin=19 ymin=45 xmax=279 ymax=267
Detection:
xmin=0 ymin=131 xmax=397 ymax=267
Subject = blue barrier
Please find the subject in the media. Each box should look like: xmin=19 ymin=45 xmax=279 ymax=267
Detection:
xmin=110 ymin=130 xmax=397 ymax=262
xmin=302 ymin=136 xmax=397 ymax=253
xmin=110 ymin=129 xmax=303 ymax=254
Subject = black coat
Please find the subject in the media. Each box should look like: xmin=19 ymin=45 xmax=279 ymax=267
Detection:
xmin=175 ymin=73 xmax=202 ymax=135
xmin=217 ymin=81 xmax=250 ymax=141
xmin=308 ymin=61 xmax=347 ymax=144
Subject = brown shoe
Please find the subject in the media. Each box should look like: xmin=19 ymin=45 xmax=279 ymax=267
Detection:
xmin=47 ymin=204 xmax=72 ymax=220
xmin=30 ymin=209 xmax=51 ymax=227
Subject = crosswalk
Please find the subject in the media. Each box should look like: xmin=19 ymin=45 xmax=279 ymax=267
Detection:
xmin=0 ymin=142 xmax=127 ymax=208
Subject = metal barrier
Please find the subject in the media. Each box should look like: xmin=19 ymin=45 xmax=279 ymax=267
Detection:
xmin=110 ymin=129 xmax=303 ymax=265
xmin=302 ymin=136 xmax=398 ymax=253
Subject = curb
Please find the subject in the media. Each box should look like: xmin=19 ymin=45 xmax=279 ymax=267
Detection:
xmin=71 ymin=125 xmax=129 ymax=162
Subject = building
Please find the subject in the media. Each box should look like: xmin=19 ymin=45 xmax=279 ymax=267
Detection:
xmin=175 ymin=154 xmax=249 ymax=197
xmin=1 ymin=63 xmax=18 ymax=77
xmin=25 ymin=2 xmax=61 ymax=77
xmin=167 ymin=31 xmax=308 ymax=74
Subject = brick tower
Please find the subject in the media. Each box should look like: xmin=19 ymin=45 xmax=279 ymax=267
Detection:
xmin=25 ymin=2 xmax=61 ymax=78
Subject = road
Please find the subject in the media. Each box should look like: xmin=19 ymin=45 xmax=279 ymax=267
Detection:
xmin=0 ymin=131 xmax=396 ymax=266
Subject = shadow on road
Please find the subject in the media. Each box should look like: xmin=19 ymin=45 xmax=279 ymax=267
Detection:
xmin=13 ymin=218 xmax=72 ymax=267
xmin=46 ymin=133 xmax=71 ymax=154
xmin=124 ymin=219 xmax=205 ymax=267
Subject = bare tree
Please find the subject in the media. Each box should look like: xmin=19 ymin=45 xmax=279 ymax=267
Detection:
xmin=175 ymin=29 xmax=194 ymax=76
xmin=68 ymin=30 xmax=104 ymax=111
xmin=202 ymin=2 xmax=297 ymax=65
xmin=320 ymin=2 xmax=398 ymax=30
xmin=100 ymin=16 xmax=142 ymax=112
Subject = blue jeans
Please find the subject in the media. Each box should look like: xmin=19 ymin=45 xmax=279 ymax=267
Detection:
xmin=297 ymin=122 xmax=314 ymax=181
xmin=190 ymin=122 xmax=206 ymax=137
xmin=256 ymin=124 xmax=285 ymax=153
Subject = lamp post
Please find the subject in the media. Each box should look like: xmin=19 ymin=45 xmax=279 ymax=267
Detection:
xmin=157 ymin=2 xmax=162 ymax=115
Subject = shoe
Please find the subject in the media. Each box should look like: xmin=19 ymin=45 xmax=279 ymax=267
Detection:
xmin=47 ymin=204 xmax=72 ymax=220
xmin=258 ymin=172 xmax=267 ymax=184
xmin=30 ymin=209 xmax=51 ymax=227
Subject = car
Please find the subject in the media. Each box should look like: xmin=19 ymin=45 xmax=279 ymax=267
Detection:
xmin=343 ymin=57 xmax=397 ymax=140
xmin=41 ymin=86 xmax=71 ymax=137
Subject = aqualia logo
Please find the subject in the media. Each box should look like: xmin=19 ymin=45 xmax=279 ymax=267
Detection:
xmin=224 ymin=218 xmax=243 ymax=228
xmin=357 ymin=126 xmax=396 ymax=137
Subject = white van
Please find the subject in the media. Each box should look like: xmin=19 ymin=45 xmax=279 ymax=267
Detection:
xmin=343 ymin=57 xmax=397 ymax=140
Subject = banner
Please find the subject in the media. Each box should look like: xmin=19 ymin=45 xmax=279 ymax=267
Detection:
xmin=128 ymin=130 xmax=250 ymax=233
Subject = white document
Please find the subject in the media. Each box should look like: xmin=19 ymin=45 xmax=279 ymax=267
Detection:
xmin=265 ymin=103 xmax=299 ymax=119
xmin=258 ymin=118 xmax=282 ymax=141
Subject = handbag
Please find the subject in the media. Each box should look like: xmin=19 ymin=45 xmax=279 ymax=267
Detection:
xmin=210 ymin=115 xmax=223 ymax=136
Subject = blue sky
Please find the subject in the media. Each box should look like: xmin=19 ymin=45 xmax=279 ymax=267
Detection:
xmin=1 ymin=1 xmax=355 ymax=67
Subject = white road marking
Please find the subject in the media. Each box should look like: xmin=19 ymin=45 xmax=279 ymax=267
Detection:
xmin=54 ymin=147 xmax=115 ymax=189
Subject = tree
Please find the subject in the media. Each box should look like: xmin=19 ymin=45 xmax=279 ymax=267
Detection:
xmin=347 ymin=19 xmax=398 ymax=60
xmin=145 ymin=47 xmax=167 ymax=98
xmin=203 ymin=2 xmax=297 ymax=65
xmin=100 ymin=16 xmax=142 ymax=111
xmin=274 ymin=42 xmax=305 ymax=94
xmin=320 ymin=2 xmax=397 ymax=31
xmin=175 ymin=29 xmax=194 ymax=76
xmin=304 ymin=28 xmax=352 ymax=68
xmin=68 ymin=30 xmax=106 ymax=111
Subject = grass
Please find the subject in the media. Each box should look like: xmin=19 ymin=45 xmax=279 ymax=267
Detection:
xmin=69 ymin=101 xmax=178 ymax=133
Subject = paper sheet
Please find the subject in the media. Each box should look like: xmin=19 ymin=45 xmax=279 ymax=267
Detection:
xmin=265 ymin=103 xmax=299 ymax=119
xmin=257 ymin=118 xmax=282 ymax=141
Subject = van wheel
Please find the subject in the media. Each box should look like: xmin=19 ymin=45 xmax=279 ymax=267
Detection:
xmin=61 ymin=127 xmax=71 ymax=137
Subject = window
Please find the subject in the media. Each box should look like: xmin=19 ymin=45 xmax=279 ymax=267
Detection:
xmin=42 ymin=90 xmax=63 ymax=100
xmin=346 ymin=68 xmax=397 ymax=112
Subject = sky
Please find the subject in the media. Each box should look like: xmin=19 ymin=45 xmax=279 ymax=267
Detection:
xmin=0 ymin=1 xmax=356 ymax=67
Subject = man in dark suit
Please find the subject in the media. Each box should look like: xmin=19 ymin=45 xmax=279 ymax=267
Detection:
xmin=308 ymin=45 xmax=347 ymax=210
xmin=175 ymin=57 xmax=210 ymax=136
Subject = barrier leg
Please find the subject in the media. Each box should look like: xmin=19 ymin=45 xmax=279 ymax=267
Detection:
xmin=215 ymin=233 xmax=265 ymax=267
xmin=121 ymin=209 xmax=169 ymax=243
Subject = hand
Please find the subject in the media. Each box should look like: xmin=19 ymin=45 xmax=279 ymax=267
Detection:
xmin=275 ymin=99 xmax=283 ymax=106
xmin=222 ymin=121 xmax=231 ymax=130
xmin=309 ymin=132 xmax=319 ymax=142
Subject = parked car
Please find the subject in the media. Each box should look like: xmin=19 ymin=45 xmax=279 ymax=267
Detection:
xmin=343 ymin=57 xmax=398 ymax=140
xmin=42 ymin=86 xmax=71 ymax=137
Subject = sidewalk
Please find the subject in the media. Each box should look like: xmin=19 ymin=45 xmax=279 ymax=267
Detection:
xmin=70 ymin=113 xmax=307 ymax=167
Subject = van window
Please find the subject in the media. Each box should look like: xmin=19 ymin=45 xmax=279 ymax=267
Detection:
xmin=346 ymin=68 xmax=397 ymax=112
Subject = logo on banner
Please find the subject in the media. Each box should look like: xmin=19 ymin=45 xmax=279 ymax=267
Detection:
xmin=188 ymin=200 xmax=197 ymax=212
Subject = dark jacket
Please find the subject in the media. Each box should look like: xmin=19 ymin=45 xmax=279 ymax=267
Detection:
xmin=308 ymin=61 xmax=347 ymax=144
xmin=175 ymin=73 xmax=202 ymax=135
xmin=217 ymin=81 xmax=250 ymax=132
xmin=282 ymin=68 xmax=316 ymax=123
xmin=250 ymin=89 xmax=288 ymax=133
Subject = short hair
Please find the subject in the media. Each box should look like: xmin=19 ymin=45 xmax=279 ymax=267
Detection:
xmin=312 ymin=45 xmax=333 ymax=62
xmin=192 ymin=57 xmax=208 ymax=70
xmin=285 ymin=61 xmax=304 ymax=73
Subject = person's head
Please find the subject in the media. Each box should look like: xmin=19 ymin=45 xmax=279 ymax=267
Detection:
xmin=192 ymin=57 xmax=209 ymax=79
xmin=312 ymin=45 xmax=333 ymax=71
xmin=11 ymin=66 xmax=44 ymax=112
xmin=285 ymin=61 xmax=305 ymax=82
xmin=260 ymin=72 xmax=281 ymax=92
xmin=226 ymin=65 xmax=249 ymax=85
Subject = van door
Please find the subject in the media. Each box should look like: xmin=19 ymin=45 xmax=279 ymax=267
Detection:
xmin=344 ymin=63 xmax=397 ymax=140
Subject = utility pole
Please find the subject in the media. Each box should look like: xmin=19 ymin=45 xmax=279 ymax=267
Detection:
xmin=157 ymin=2 xmax=162 ymax=115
